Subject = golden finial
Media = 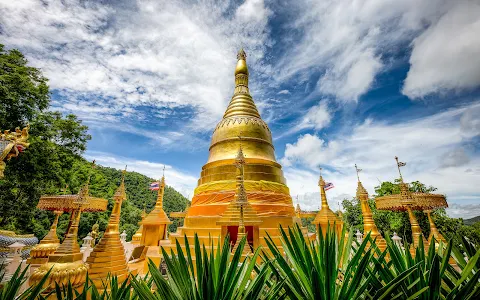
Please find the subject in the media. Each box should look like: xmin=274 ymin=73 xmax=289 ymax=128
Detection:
xmin=237 ymin=48 xmax=246 ymax=61
xmin=235 ymin=49 xmax=249 ymax=76
xmin=355 ymin=164 xmax=362 ymax=182
xmin=318 ymin=167 xmax=325 ymax=187
xmin=395 ymin=156 xmax=406 ymax=181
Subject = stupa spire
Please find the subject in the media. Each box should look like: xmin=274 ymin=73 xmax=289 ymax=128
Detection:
xmin=313 ymin=168 xmax=343 ymax=237
xmin=355 ymin=164 xmax=386 ymax=250
xmin=87 ymin=166 xmax=129 ymax=289
xmin=223 ymin=49 xmax=260 ymax=119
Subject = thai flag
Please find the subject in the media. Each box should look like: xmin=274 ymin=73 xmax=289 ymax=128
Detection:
xmin=324 ymin=182 xmax=334 ymax=191
xmin=149 ymin=182 xmax=159 ymax=191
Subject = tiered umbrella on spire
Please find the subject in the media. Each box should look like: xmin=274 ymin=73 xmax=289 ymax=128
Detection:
xmin=375 ymin=157 xmax=448 ymax=251
xmin=29 ymin=161 xmax=107 ymax=291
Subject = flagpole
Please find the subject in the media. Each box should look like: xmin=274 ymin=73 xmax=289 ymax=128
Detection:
xmin=395 ymin=156 xmax=403 ymax=181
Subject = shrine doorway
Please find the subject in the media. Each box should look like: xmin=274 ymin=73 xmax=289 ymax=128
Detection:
xmin=226 ymin=225 xmax=255 ymax=250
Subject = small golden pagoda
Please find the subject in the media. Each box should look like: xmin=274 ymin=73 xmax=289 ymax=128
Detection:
xmin=354 ymin=164 xmax=387 ymax=251
xmin=166 ymin=49 xmax=298 ymax=255
xmin=29 ymin=164 xmax=108 ymax=290
xmin=140 ymin=175 xmax=171 ymax=246
xmin=217 ymin=147 xmax=262 ymax=251
xmin=312 ymin=172 xmax=343 ymax=237
xmin=27 ymin=210 xmax=62 ymax=265
xmin=86 ymin=167 xmax=129 ymax=289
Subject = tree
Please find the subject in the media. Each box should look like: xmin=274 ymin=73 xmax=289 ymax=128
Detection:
xmin=0 ymin=44 xmax=49 ymax=129
xmin=0 ymin=46 xmax=188 ymax=242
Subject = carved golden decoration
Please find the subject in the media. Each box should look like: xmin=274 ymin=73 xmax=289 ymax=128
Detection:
xmin=0 ymin=125 xmax=30 ymax=178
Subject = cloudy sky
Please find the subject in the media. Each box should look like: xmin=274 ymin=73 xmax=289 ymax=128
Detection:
xmin=1 ymin=0 xmax=479 ymax=218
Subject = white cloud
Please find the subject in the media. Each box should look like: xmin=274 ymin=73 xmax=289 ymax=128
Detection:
xmin=0 ymin=0 xmax=272 ymax=131
xmin=282 ymin=102 xmax=480 ymax=215
xmin=447 ymin=203 xmax=480 ymax=219
xmin=403 ymin=1 xmax=480 ymax=98
xmin=84 ymin=151 xmax=197 ymax=198
xmin=278 ymin=90 xmax=290 ymax=95
xmin=278 ymin=0 xmax=473 ymax=102
xmin=277 ymin=101 xmax=332 ymax=139
xmin=440 ymin=148 xmax=470 ymax=168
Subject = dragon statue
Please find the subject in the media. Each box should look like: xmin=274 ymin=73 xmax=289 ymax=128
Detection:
xmin=0 ymin=125 xmax=30 ymax=178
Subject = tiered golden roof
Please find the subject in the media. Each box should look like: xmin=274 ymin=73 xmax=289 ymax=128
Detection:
xmin=375 ymin=157 xmax=444 ymax=249
xmin=87 ymin=168 xmax=129 ymax=289
xmin=312 ymin=174 xmax=343 ymax=236
xmin=30 ymin=169 xmax=108 ymax=290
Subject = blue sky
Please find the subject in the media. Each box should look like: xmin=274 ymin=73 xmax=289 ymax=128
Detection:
xmin=1 ymin=0 xmax=479 ymax=217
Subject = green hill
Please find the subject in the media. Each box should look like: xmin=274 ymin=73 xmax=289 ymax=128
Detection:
xmin=464 ymin=216 xmax=480 ymax=226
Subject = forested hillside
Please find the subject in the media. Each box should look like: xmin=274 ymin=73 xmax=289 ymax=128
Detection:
xmin=0 ymin=44 xmax=188 ymax=242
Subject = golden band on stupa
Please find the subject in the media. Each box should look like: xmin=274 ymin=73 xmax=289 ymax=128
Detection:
xmin=165 ymin=49 xmax=299 ymax=253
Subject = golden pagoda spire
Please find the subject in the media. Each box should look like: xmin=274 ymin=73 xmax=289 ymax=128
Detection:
xmin=355 ymin=164 xmax=386 ymax=250
xmin=223 ymin=49 xmax=260 ymax=119
xmin=87 ymin=166 xmax=129 ymax=289
xmin=313 ymin=168 xmax=343 ymax=237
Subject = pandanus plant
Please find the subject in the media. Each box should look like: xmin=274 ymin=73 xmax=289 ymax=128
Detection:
xmin=2 ymin=226 xmax=480 ymax=299
xmin=368 ymin=235 xmax=480 ymax=299
xmin=131 ymin=234 xmax=281 ymax=300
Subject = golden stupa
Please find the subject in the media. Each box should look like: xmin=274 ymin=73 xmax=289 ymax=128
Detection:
xmin=86 ymin=168 xmax=129 ymax=289
xmin=166 ymin=49 xmax=298 ymax=254
xmin=312 ymin=173 xmax=343 ymax=236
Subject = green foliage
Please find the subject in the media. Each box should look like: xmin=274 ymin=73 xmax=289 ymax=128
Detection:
xmin=0 ymin=45 xmax=188 ymax=242
xmin=0 ymin=44 xmax=49 ymax=128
